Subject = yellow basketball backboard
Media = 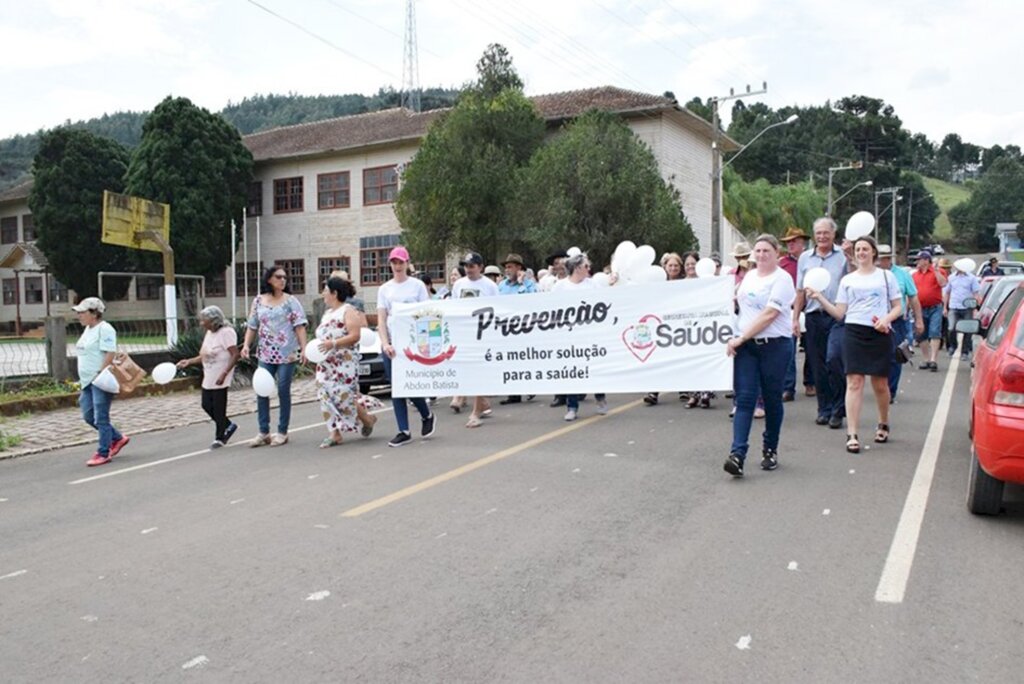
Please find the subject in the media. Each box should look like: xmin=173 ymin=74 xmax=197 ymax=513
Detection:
xmin=101 ymin=190 xmax=170 ymax=252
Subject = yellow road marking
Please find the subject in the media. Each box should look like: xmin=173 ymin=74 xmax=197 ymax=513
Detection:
xmin=341 ymin=399 xmax=642 ymax=517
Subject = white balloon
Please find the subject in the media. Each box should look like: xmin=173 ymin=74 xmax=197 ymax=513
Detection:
xmin=954 ymin=257 xmax=976 ymax=274
xmin=566 ymin=246 xmax=582 ymax=258
xmin=695 ymin=257 xmax=717 ymax=278
xmin=151 ymin=362 xmax=177 ymax=385
xmin=627 ymin=245 xmax=657 ymax=277
xmin=639 ymin=265 xmax=668 ymax=283
xmin=591 ymin=272 xmax=611 ymax=288
xmin=539 ymin=274 xmax=557 ymax=292
xmin=611 ymin=241 xmax=637 ymax=274
xmin=804 ymin=266 xmax=831 ymax=292
xmin=305 ymin=339 xmax=327 ymax=364
xmin=252 ymin=367 xmax=277 ymax=398
xmin=845 ymin=211 xmax=876 ymax=241
xmin=360 ymin=328 xmax=378 ymax=349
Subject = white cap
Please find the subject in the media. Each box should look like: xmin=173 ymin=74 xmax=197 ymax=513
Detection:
xmin=72 ymin=297 xmax=106 ymax=313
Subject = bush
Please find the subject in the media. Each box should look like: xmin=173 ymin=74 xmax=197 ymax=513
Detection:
xmin=171 ymin=322 xmax=256 ymax=377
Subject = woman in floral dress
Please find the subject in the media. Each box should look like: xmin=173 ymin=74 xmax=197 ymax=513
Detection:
xmin=315 ymin=276 xmax=378 ymax=447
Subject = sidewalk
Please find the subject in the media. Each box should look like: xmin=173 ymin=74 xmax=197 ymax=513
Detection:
xmin=0 ymin=378 xmax=321 ymax=461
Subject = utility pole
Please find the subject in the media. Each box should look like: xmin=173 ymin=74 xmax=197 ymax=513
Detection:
xmin=904 ymin=187 xmax=914 ymax=259
xmin=826 ymin=161 xmax=863 ymax=217
xmin=875 ymin=186 xmax=902 ymax=258
xmin=401 ymin=0 xmax=421 ymax=112
xmin=709 ymin=82 xmax=767 ymax=257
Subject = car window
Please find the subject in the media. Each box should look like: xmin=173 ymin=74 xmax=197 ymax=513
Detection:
xmin=987 ymin=288 xmax=1024 ymax=348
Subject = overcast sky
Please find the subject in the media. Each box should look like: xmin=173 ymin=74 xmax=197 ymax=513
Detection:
xmin=2 ymin=0 xmax=1021 ymax=148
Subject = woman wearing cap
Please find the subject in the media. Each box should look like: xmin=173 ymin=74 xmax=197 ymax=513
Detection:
xmin=722 ymin=235 xmax=796 ymax=477
xmin=73 ymin=297 xmax=130 ymax=467
xmin=452 ymin=252 xmax=500 ymax=427
xmin=241 ymin=265 xmax=309 ymax=447
xmin=377 ymin=246 xmax=436 ymax=447
xmin=176 ymin=305 xmax=239 ymax=449
xmin=807 ymin=236 xmax=902 ymax=453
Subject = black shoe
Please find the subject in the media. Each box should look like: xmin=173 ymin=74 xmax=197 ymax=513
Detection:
xmin=421 ymin=414 xmax=435 ymax=438
xmin=499 ymin=396 xmax=522 ymax=405
xmin=526 ymin=395 xmax=536 ymax=401
xmin=782 ymin=391 xmax=795 ymax=402
xmin=829 ymin=415 xmax=843 ymax=430
xmin=918 ymin=361 xmax=931 ymax=370
xmin=550 ymin=396 xmax=566 ymax=407
xmin=643 ymin=393 xmax=659 ymax=406
xmin=388 ymin=432 xmax=412 ymax=448
xmin=723 ymin=453 xmax=744 ymax=478
xmin=222 ymin=421 xmax=238 ymax=445
xmin=815 ymin=415 xmax=829 ymax=426
xmin=761 ymin=448 xmax=778 ymax=471
xmin=930 ymin=362 xmax=938 ymax=372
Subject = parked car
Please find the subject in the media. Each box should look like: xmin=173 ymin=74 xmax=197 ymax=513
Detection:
xmin=977 ymin=275 xmax=1024 ymax=334
xmin=975 ymin=260 xmax=1024 ymax=276
xmin=957 ymin=283 xmax=1024 ymax=514
xmin=358 ymin=327 xmax=387 ymax=395
xmin=925 ymin=243 xmax=945 ymax=255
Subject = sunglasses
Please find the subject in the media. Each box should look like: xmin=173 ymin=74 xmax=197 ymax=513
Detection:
xmin=272 ymin=274 xmax=287 ymax=280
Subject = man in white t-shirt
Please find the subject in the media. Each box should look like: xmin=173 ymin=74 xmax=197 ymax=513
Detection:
xmin=452 ymin=251 xmax=499 ymax=428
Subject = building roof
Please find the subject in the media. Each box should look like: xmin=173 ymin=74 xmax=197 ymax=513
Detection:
xmin=243 ymin=86 xmax=738 ymax=162
xmin=0 ymin=242 xmax=49 ymax=270
xmin=0 ymin=178 xmax=33 ymax=204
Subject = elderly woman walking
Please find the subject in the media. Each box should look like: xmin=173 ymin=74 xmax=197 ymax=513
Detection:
xmin=241 ymin=265 xmax=308 ymax=447
xmin=808 ymin=236 xmax=902 ymax=453
xmin=74 ymin=297 xmax=130 ymax=467
xmin=176 ymin=306 xmax=239 ymax=449
xmin=723 ymin=235 xmax=796 ymax=478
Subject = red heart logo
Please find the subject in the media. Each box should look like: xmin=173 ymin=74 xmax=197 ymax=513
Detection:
xmin=622 ymin=314 xmax=662 ymax=363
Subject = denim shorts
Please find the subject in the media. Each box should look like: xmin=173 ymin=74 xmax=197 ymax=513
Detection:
xmin=919 ymin=305 xmax=943 ymax=340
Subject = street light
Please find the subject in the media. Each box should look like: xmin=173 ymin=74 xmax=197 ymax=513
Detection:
xmin=713 ymin=114 xmax=798 ymax=252
xmin=831 ymin=180 xmax=873 ymax=209
xmin=826 ymin=161 xmax=864 ymax=217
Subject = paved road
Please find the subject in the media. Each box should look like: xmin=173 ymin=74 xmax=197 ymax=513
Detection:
xmin=2 ymin=360 xmax=1023 ymax=682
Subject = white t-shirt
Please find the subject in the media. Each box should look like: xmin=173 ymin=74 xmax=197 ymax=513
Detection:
xmin=552 ymin=277 xmax=596 ymax=292
xmin=736 ymin=268 xmax=796 ymax=339
xmin=376 ymin=277 xmax=429 ymax=339
xmin=452 ymin=275 xmax=500 ymax=299
xmin=836 ymin=268 xmax=900 ymax=327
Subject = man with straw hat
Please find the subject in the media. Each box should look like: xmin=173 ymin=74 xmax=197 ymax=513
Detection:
xmin=498 ymin=253 xmax=537 ymax=405
xmin=779 ymin=226 xmax=812 ymax=401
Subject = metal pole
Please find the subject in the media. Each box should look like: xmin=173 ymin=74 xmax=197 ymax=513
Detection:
xmin=231 ymin=218 xmax=237 ymax=320
xmin=243 ymin=214 xmax=249 ymax=308
xmin=904 ymin=188 xmax=914 ymax=262
xmin=256 ymin=215 xmax=262 ymax=277
xmin=890 ymin=194 xmax=898 ymax=258
xmin=827 ymin=169 xmax=834 ymax=217
xmin=710 ymin=99 xmax=721 ymax=257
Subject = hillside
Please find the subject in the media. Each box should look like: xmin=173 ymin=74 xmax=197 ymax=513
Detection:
xmin=922 ymin=176 xmax=971 ymax=240
xmin=0 ymin=88 xmax=460 ymax=192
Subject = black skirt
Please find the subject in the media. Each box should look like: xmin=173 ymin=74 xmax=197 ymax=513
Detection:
xmin=843 ymin=323 xmax=892 ymax=377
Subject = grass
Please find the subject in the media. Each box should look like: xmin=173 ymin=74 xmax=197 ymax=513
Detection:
xmin=0 ymin=427 xmax=22 ymax=451
xmin=0 ymin=377 xmax=81 ymax=404
xmin=923 ymin=176 xmax=971 ymax=241
xmin=0 ymin=334 xmax=168 ymax=346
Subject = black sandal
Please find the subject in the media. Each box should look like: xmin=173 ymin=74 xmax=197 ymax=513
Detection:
xmin=875 ymin=423 xmax=890 ymax=443
xmin=846 ymin=434 xmax=861 ymax=453
xmin=643 ymin=393 xmax=659 ymax=406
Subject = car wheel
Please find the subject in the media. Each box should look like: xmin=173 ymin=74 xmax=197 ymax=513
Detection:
xmin=967 ymin=445 xmax=1004 ymax=515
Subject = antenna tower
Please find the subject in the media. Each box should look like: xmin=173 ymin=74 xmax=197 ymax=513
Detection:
xmin=401 ymin=0 xmax=421 ymax=112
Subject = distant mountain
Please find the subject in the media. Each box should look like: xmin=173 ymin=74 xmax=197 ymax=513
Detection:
xmin=0 ymin=87 xmax=460 ymax=192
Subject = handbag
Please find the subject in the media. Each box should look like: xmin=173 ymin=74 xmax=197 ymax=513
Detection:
xmin=91 ymin=367 xmax=121 ymax=394
xmin=109 ymin=351 xmax=147 ymax=393
xmin=884 ymin=272 xmax=913 ymax=365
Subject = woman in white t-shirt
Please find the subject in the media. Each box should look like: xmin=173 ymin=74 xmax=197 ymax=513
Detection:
xmin=808 ymin=236 xmax=901 ymax=453
xmin=553 ymin=253 xmax=609 ymax=421
xmin=722 ymin=234 xmax=796 ymax=477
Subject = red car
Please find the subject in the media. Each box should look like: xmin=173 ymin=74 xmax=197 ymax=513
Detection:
xmin=960 ymin=283 xmax=1024 ymax=514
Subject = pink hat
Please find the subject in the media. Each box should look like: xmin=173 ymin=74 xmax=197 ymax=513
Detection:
xmin=388 ymin=246 xmax=411 ymax=262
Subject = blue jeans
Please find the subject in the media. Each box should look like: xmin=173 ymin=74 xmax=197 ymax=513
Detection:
xmin=257 ymin=361 xmax=295 ymax=435
xmin=918 ymin=304 xmax=943 ymax=341
xmin=382 ymin=354 xmax=431 ymax=433
xmin=784 ymin=337 xmax=797 ymax=395
xmin=80 ymin=383 xmax=123 ymax=456
xmin=730 ymin=337 xmax=789 ymax=460
xmin=567 ymin=393 xmax=604 ymax=410
xmin=826 ymin=322 xmax=846 ymax=419
xmin=947 ymin=309 xmax=974 ymax=355
xmin=888 ymin=317 xmax=909 ymax=399
xmin=805 ymin=312 xmax=843 ymax=419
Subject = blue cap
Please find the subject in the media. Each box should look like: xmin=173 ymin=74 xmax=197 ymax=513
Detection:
xmin=916 ymin=250 xmax=932 ymax=261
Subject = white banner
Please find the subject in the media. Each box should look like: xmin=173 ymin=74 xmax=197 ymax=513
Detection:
xmin=391 ymin=277 xmax=736 ymax=397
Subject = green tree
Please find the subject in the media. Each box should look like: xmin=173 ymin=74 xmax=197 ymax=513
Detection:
xmin=124 ymin=96 xmax=253 ymax=283
xmin=722 ymin=167 xmax=825 ymax=237
xmin=395 ymin=48 xmax=544 ymax=261
xmin=28 ymin=128 xmax=134 ymax=299
xmin=472 ymin=43 xmax=524 ymax=99
xmin=514 ymin=110 xmax=696 ymax=268
xmin=948 ymin=156 xmax=1024 ymax=250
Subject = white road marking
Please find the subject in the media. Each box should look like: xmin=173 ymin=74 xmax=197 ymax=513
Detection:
xmin=485 ymin=508 xmax=497 ymax=515
xmin=603 ymin=452 xmax=618 ymax=458
xmin=848 ymin=469 xmax=856 ymax=474
xmin=230 ymin=498 xmax=245 ymax=505
xmin=875 ymin=355 xmax=961 ymax=604
xmin=736 ymin=635 xmax=752 ymax=650
xmin=572 ymin=468 xmax=581 ymax=473
xmin=140 ymin=527 xmax=158 ymax=535
xmin=529 ymin=487 xmax=539 ymax=492
xmin=435 ymin=532 xmax=447 ymax=539
xmin=305 ymin=590 xmax=330 ymax=601
xmin=0 ymin=569 xmax=28 ymax=580
xmin=68 ymin=408 xmax=393 ymax=484
xmin=822 ymin=509 xmax=831 ymax=516
xmin=628 ymin=441 xmax=635 ymax=445
xmin=307 ymin=474 xmax=319 ymax=480
xmin=371 ymin=453 xmax=383 ymax=459
xmin=313 ymin=524 xmax=329 ymax=529
xmin=181 ymin=655 xmax=209 ymax=670
xmin=81 ymin=615 xmax=98 ymax=622
xmin=0 ymin=498 xmax=9 ymax=502
xmin=787 ymin=561 xmax=799 ymax=571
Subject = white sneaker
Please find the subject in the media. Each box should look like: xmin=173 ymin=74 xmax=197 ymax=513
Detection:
xmin=564 ymin=409 xmax=578 ymax=422
xmin=596 ymin=399 xmax=608 ymax=415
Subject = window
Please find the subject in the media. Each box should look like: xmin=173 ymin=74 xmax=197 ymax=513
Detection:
xmin=359 ymin=234 xmax=400 ymax=286
xmin=988 ymin=289 xmax=1024 ymax=349
xmin=318 ymin=172 xmax=350 ymax=210
xmin=0 ymin=216 xmax=17 ymax=244
xmin=318 ymin=256 xmax=352 ymax=284
xmin=24 ymin=277 xmax=43 ymax=304
xmin=235 ymin=261 xmax=262 ymax=299
xmin=21 ymin=214 xmax=35 ymax=242
xmin=277 ymin=259 xmax=305 ymax=295
xmin=419 ymin=262 xmax=447 ymax=282
xmin=247 ymin=181 xmax=263 ymax=217
xmin=273 ymin=177 xmax=303 ymax=213
xmin=49 ymin=278 xmax=69 ymax=303
xmin=2 ymin=278 xmax=15 ymax=305
xmin=363 ymin=166 xmax=398 ymax=205
xmin=206 ymin=270 xmax=227 ymax=298
xmin=136 ymin=276 xmax=162 ymax=301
